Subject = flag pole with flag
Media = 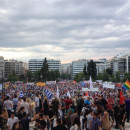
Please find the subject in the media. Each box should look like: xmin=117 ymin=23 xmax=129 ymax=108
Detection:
xmin=122 ymin=80 xmax=130 ymax=90
xmin=57 ymin=85 xmax=59 ymax=99
xmin=19 ymin=91 xmax=24 ymax=98
xmin=119 ymin=89 xmax=125 ymax=104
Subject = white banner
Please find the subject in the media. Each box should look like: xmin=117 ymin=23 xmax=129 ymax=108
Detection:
xmin=46 ymin=81 xmax=56 ymax=85
xmin=103 ymin=83 xmax=115 ymax=89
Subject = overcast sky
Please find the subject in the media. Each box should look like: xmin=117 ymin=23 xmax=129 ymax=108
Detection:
xmin=0 ymin=0 xmax=130 ymax=63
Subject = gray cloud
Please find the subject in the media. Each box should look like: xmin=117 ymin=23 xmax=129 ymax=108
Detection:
xmin=0 ymin=0 xmax=130 ymax=62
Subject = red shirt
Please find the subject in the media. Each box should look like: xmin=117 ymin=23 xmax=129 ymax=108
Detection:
xmin=107 ymin=98 xmax=114 ymax=110
xmin=64 ymin=99 xmax=72 ymax=110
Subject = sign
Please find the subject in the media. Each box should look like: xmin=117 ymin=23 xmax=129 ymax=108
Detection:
xmin=103 ymin=83 xmax=115 ymax=89
xmin=46 ymin=81 xmax=56 ymax=85
xmin=82 ymin=88 xmax=89 ymax=91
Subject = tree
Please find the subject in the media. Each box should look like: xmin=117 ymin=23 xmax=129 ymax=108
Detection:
xmin=106 ymin=68 xmax=112 ymax=76
xmin=74 ymin=72 xmax=84 ymax=82
xmin=123 ymin=73 xmax=130 ymax=82
xmin=87 ymin=60 xmax=97 ymax=80
xmin=115 ymin=72 xmax=120 ymax=82
xmin=41 ymin=57 xmax=48 ymax=81
xmin=83 ymin=64 xmax=87 ymax=76
xmin=8 ymin=71 xmax=18 ymax=83
xmin=25 ymin=70 xmax=33 ymax=82
xmin=97 ymin=73 xmax=103 ymax=80
xmin=33 ymin=70 xmax=41 ymax=81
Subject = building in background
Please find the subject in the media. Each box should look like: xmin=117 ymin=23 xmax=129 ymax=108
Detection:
xmin=28 ymin=59 xmax=43 ymax=73
xmin=109 ymin=53 xmax=130 ymax=78
xmin=94 ymin=59 xmax=108 ymax=75
xmin=28 ymin=59 xmax=61 ymax=73
xmin=4 ymin=59 xmax=24 ymax=78
xmin=47 ymin=59 xmax=61 ymax=72
xmin=61 ymin=63 xmax=72 ymax=75
xmin=0 ymin=56 xmax=5 ymax=79
xmin=72 ymin=59 xmax=88 ymax=78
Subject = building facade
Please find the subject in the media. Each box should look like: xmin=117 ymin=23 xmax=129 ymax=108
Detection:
xmin=0 ymin=56 xmax=5 ymax=79
xmin=28 ymin=59 xmax=61 ymax=73
xmin=109 ymin=54 xmax=130 ymax=77
xmin=4 ymin=60 xmax=24 ymax=78
xmin=72 ymin=59 xmax=88 ymax=78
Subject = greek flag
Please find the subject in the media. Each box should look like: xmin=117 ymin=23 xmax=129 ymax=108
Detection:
xmin=19 ymin=91 xmax=24 ymax=98
xmin=44 ymin=89 xmax=52 ymax=99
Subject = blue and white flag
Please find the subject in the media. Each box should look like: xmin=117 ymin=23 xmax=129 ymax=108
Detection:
xmin=19 ymin=91 xmax=24 ymax=98
xmin=44 ymin=89 xmax=52 ymax=99
xmin=81 ymin=82 xmax=85 ymax=86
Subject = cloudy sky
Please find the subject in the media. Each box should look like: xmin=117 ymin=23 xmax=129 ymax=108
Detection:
xmin=0 ymin=0 xmax=130 ymax=63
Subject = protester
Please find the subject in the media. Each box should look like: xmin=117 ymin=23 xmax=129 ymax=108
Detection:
xmin=7 ymin=110 xmax=19 ymax=130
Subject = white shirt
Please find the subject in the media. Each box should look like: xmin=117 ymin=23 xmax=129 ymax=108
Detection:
xmin=4 ymin=100 xmax=12 ymax=110
xmin=35 ymin=97 xmax=39 ymax=107
xmin=21 ymin=102 xmax=29 ymax=114
xmin=7 ymin=117 xmax=19 ymax=130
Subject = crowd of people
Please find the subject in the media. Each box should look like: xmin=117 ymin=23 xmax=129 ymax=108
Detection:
xmin=0 ymin=81 xmax=130 ymax=130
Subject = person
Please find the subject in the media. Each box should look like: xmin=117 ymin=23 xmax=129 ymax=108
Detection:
xmin=84 ymin=97 xmax=91 ymax=109
xmin=13 ymin=94 xmax=18 ymax=116
xmin=12 ymin=122 xmax=20 ymax=130
xmin=118 ymin=104 xmax=126 ymax=130
xmin=20 ymin=112 xmax=36 ymax=130
xmin=81 ymin=105 xmax=87 ymax=130
xmin=65 ymin=109 xmax=73 ymax=129
xmin=70 ymin=109 xmax=78 ymax=127
xmin=66 ymin=104 xmax=74 ymax=115
xmin=76 ymin=94 xmax=84 ymax=117
xmin=101 ymin=111 xmax=113 ymax=130
xmin=91 ymin=112 xmax=101 ymax=130
xmin=114 ymin=102 xmax=120 ymax=129
xmin=86 ymin=109 xmax=93 ymax=130
xmin=17 ymin=98 xmax=23 ymax=112
xmin=70 ymin=117 xmax=81 ymax=130
xmin=125 ymin=96 xmax=130 ymax=122
xmin=60 ymin=98 xmax=66 ymax=118
xmin=64 ymin=96 xmax=72 ymax=112
xmin=106 ymin=95 xmax=114 ymax=120
xmin=35 ymin=93 xmax=39 ymax=114
xmin=52 ymin=97 xmax=59 ymax=117
xmin=39 ymin=113 xmax=47 ymax=130
xmin=53 ymin=118 xmax=67 ymax=130
xmin=7 ymin=110 xmax=19 ymax=130
xmin=43 ymin=97 xmax=49 ymax=116
xmin=1 ymin=108 xmax=8 ymax=129
xmin=21 ymin=97 xmax=29 ymax=115
xmin=4 ymin=96 xmax=13 ymax=117
xmin=17 ymin=107 xmax=24 ymax=120
xmin=47 ymin=105 xmax=55 ymax=130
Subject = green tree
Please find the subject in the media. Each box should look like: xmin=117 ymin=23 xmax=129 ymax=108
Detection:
xmin=8 ymin=71 xmax=18 ymax=83
xmin=97 ymin=73 xmax=103 ymax=80
xmin=87 ymin=60 xmax=97 ymax=80
xmin=74 ymin=72 xmax=84 ymax=82
xmin=41 ymin=58 xmax=48 ymax=81
xmin=115 ymin=72 xmax=120 ymax=82
xmin=33 ymin=70 xmax=41 ymax=81
xmin=102 ymin=72 xmax=111 ymax=81
xmin=123 ymin=73 xmax=130 ymax=82
xmin=83 ymin=64 xmax=87 ymax=76
xmin=25 ymin=70 xmax=33 ymax=82
xmin=106 ymin=68 xmax=112 ymax=76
